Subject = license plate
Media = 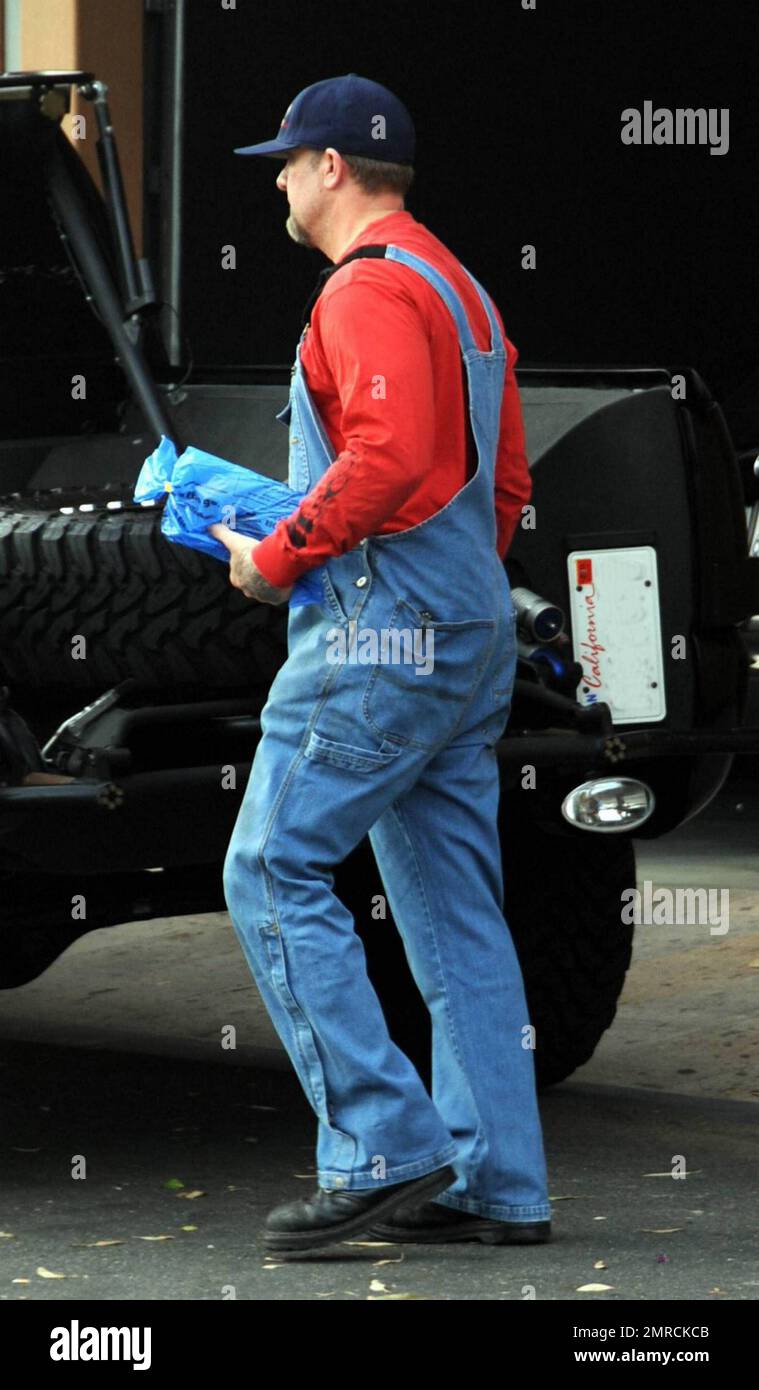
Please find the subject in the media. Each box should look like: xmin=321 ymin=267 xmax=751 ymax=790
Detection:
xmin=566 ymin=546 xmax=666 ymax=724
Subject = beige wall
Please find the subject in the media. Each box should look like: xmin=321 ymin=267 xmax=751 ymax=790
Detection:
xmin=19 ymin=0 xmax=144 ymax=252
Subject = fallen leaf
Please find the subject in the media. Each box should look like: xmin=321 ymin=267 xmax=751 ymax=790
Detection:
xmin=70 ymin=1240 xmax=125 ymax=1248
xmin=549 ymin=1195 xmax=586 ymax=1202
xmin=747 ymin=960 xmax=759 ymax=969
xmin=576 ymin=1283 xmax=615 ymax=1292
xmin=37 ymin=1266 xmax=67 ymax=1279
xmin=641 ymin=1171 xmax=702 ymax=1178
xmin=12 ymin=1278 xmax=30 ymax=1284
xmin=367 ymin=1293 xmax=425 ymax=1300
xmin=176 ymin=1190 xmax=205 ymax=1200
xmin=164 ymin=1178 xmax=185 ymax=1190
xmin=369 ymin=1278 xmax=389 ymax=1292
xmin=640 ymin=1228 xmax=684 ymax=1234
xmin=180 ymin=1225 xmax=197 ymax=1232
xmin=593 ymin=1260 xmax=608 ymax=1269
xmin=0 ymin=1232 xmax=16 ymax=1239
xmin=373 ymin=1256 xmax=405 ymax=1266
xmin=137 ymin=1235 xmax=175 ymax=1242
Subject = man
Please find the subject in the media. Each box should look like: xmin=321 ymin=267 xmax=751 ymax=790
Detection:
xmin=212 ymin=73 xmax=551 ymax=1256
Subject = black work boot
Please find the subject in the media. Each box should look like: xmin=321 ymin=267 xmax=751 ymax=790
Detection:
xmin=367 ymin=1198 xmax=552 ymax=1245
xmin=262 ymin=1163 xmax=457 ymax=1253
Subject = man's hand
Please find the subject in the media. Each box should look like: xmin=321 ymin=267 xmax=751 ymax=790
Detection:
xmin=209 ymin=524 xmax=294 ymax=605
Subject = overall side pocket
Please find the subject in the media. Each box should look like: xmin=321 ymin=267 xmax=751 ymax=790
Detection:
xmin=304 ymin=729 xmax=404 ymax=773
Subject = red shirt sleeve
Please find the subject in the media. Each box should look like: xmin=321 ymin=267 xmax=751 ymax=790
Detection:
xmin=252 ymin=275 xmax=436 ymax=587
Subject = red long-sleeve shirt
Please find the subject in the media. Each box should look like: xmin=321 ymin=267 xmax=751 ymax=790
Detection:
xmin=252 ymin=210 xmax=531 ymax=588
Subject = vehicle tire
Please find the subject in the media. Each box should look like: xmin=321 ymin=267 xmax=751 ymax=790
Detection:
xmin=0 ymin=491 xmax=288 ymax=693
xmin=500 ymin=815 xmax=636 ymax=1089
xmin=344 ymin=814 xmax=636 ymax=1093
xmin=0 ymin=916 xmax=90 ymax=990
xmin=0 ymin=865 xmax=228 ymax=989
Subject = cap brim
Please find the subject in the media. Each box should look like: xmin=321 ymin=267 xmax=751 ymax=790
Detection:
xmin=233 ymin=138 xmax=294 ymax=158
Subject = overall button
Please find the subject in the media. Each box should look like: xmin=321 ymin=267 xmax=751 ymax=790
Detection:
xmin=355 ymin=576 xmax=368 ymax=587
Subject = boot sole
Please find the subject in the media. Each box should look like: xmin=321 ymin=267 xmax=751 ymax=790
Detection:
xmin=367 ymin=1219 xmax=552 ymax=1245
xmin=262 ymin=1163 xmax=457 ymax=1253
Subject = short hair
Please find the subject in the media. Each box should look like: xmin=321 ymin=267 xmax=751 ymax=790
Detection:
xmin=308 ymin=148 xmax=414 ymax=197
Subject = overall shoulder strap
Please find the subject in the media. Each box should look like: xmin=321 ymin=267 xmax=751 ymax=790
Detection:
xmin=300 ymin=243 xmax=485 ymax=485
xmin=301 ymin=245 xmax=388 ymax=326
xmin=384 ymin=245 xmax=503 ymax=358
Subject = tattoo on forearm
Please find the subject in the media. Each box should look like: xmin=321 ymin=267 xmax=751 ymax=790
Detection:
xmin=244 ymin=567 xmax=290 ymax=604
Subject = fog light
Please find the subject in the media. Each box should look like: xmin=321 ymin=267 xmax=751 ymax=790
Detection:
xmin=561 ymin=777 xmax=655 ymax=832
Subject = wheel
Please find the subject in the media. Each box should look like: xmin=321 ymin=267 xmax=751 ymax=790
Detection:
xmin=0 ymin=872 xmax=92 ymax=987
xmin=0 ymin=490 xmax=288 ymax=694
xmin=0 ymin=865 xmax=228 ymax=989
xmin=340 ymin=811 xmax=636 ymax=1093
xmin=0 ymin=918 xmax=90 ymax=989
xmin=499 ymin=812 xmax=636 ymax=1089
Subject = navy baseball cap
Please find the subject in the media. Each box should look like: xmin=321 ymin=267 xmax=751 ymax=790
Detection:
xmin=233 ymin=73 xmax=415 ymax=164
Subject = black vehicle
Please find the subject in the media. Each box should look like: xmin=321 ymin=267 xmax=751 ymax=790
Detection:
xmin=1 ymin=72 xmax=758 ymax=1092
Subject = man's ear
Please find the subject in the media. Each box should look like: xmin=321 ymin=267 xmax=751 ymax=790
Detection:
xmin=322 ymin=148 xmax=345 ymax=187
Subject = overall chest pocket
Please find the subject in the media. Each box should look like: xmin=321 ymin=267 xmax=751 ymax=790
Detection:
xmin=360 ymin=597 xmax=496 ymax=751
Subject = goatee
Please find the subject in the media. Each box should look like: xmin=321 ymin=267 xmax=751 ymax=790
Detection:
xmin=286 ymin=213 xmax=313 ymax=247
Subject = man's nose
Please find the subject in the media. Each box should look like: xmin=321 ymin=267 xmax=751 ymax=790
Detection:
xmin=276 ymin=169 xmax=287 ymax=191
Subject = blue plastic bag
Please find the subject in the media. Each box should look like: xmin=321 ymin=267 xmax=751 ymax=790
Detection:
xmin=133 ymin=436 xmax=324 ymax=607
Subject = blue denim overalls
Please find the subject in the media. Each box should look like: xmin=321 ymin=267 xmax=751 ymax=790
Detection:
xmin=223 ymin=245 xmax=551 ymax=1222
